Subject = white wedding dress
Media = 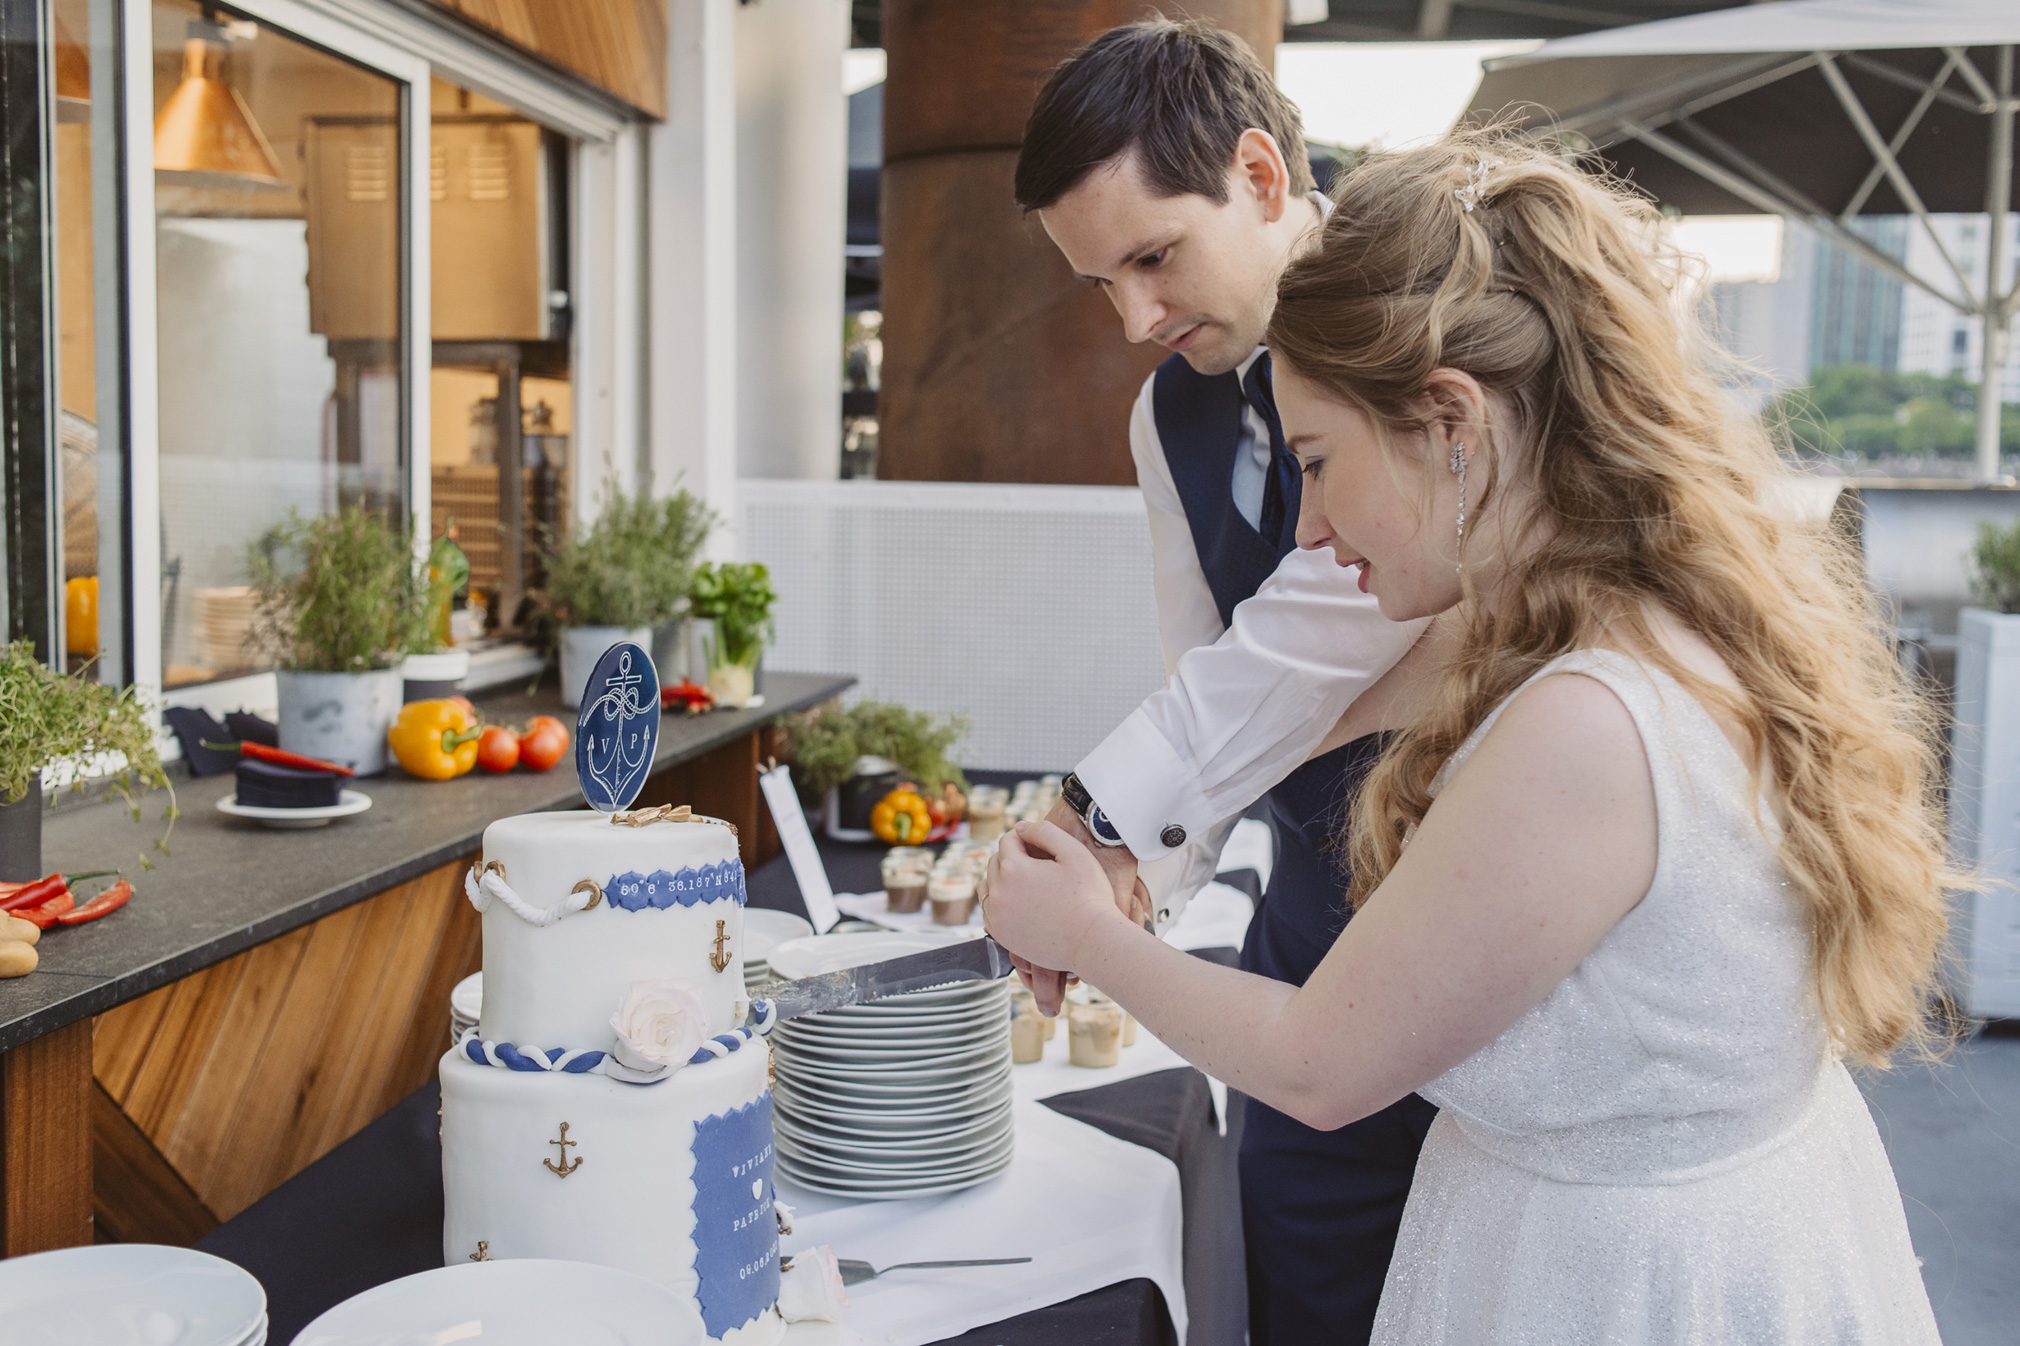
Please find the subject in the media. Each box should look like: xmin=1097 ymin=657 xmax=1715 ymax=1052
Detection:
xmin=1371 ymin=650 xmax=1942 ymax=1345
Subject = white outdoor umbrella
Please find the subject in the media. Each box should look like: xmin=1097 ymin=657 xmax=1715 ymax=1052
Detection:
xmin=1468 ymin=0 xmax=2020 ymax=480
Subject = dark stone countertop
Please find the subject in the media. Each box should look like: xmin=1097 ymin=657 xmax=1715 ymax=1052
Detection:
xmin=0 ymin=670 xmax=853 ymax=1052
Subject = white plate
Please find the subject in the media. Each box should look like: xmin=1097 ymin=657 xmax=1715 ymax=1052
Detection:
xmin=775 ymin=1007 xmax=1008 ymax=1044
xmin=291 ymin=1258 xmax=706 ymax=1346
xmin=773 ymin=1099 xmax=1011 ymax=1146
xmin=775 ymin=1074 xmax=1011 ymax=1116
xmin=449 ymin=971 xmax=483 ymax=1025
xmin=774 ymin=1035 xmax=1007 ymax=1069
xmin=742 ymin=909 xmax=814 ymax=963
xmin=766 ymin=928 xmax=981 ymax=981
xmin=0 ymin=1244 xmax=266 ymax=1346
xmin=781 ymin=1127 xmax=1017 ymax=1176
xmin=779 ymin=1060 xmax=1009 ymax=1096
xmin=216 ymin=789 xmax=372 ymax=829
xmin=776 ymin=1150 xmax=1015 ymax=1200
xmin=775 ymin=1113 xmax=1013 ymax=1163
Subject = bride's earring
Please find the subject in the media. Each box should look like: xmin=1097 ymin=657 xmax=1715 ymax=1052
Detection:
xmin=1449 ymin=442 xmax=1467 ymax=572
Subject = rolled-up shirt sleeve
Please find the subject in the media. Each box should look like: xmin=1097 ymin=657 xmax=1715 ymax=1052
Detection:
xmin=1077 ymin=378 xmax=1425 ymax=865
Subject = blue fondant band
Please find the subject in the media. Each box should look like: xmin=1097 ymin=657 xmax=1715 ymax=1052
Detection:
xmin=605 ymin=859 xmax=746 ymax=911
xmin=457 ymin=1024 xmax=767 ymax=1086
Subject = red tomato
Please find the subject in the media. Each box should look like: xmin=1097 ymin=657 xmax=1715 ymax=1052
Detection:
xmin=518 ymin=716 xmax=570 ymax=772
xmin=475 ymin=725 xmax=520 ymax=773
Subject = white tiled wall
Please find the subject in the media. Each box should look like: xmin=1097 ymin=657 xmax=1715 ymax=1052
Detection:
xmin=738 ymin=479 xmax=1167 ymax=771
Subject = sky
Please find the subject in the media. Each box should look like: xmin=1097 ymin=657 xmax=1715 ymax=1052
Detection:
xmin=845 ymin=41 xmax=1784 ymax=285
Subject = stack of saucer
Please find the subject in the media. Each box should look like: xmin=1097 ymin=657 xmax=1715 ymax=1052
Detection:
xmin=765 ymin=932 xmax=1014 ymax=1199
xmin=742 ymin=908 xmax=815 ymax=997
xmin=448 ymin=970 xmax=483 ymax=1043
xmin=0 ymin=1244 xmax=267 ymax=1345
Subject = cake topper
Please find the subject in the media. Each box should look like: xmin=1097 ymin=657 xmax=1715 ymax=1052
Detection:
xmin=576 ymin=641 xmax=662 ymax=812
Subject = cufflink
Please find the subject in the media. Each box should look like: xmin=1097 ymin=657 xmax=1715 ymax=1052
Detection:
xmin=1160 ymin=824 xmax=1187 ymax=848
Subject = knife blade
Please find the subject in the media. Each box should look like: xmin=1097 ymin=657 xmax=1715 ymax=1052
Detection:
xmin=753 ymin=937 xmax=1017 ymax=1023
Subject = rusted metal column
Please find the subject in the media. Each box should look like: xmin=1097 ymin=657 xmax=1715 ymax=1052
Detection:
xmin=879 ymin=1 xmax=1282 ymax=485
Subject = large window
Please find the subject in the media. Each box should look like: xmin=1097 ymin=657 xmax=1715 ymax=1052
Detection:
xmin=152 ymin=0 xmax=405 ymax=687
xmin=428 ymin=76 xmax=572 ymax=640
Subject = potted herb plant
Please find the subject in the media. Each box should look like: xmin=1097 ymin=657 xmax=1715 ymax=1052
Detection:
xmin=786 ymin=700 xmax=969 ymax=840
xmin=1950 ymin=515 xmax=2020 ymax=1016
xmin=688 ymin=561 xmax=777 ymax=709
xmin=251 ymin=507 xmax=430 ymax=776
xmin=0 ymin=643 xmax=174 ymax=880
xmin=544 ymin=489 xmax=713 ymax=708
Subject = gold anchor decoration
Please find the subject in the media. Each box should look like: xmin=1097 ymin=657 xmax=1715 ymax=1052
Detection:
xmin=710 ymin=919 xmax=732 ymax=973
xmin=469 ymin=1241 xmax=491 ymax=1261
xmin=544 ymin=1121 xmax=582 ymax=1177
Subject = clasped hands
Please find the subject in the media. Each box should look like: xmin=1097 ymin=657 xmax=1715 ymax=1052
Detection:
xmin=980 ymin=799 xmax=1154 ymax=1016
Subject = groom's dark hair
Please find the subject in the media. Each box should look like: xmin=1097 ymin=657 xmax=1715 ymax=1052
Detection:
xmin=1015 ymin=17 xmax=1312 ymax=213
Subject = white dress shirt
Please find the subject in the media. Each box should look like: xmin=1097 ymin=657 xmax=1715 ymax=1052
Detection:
xmin=1074 ymin=351 xmax=1426 ymax=918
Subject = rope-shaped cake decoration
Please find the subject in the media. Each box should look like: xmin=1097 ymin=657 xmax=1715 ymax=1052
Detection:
xmin=609 ymin=802 xmax=739 ymax=838
xmin=456 ymin=1024 xmax=770 ymax=1087
xmin=463 ymin=861 xmax=602 ymax=927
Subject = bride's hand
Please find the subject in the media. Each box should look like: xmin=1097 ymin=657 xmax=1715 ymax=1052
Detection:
xmin=983 ymin=820 xmax=1132 ymax=973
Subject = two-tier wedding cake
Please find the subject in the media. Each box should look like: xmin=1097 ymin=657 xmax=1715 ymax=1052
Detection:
xmin=438 ymin=802 xmax=785 ymax=1344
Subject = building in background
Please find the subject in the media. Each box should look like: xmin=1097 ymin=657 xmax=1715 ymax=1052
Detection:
xmin=1901 ymin=214 xmax=2020 ymax=401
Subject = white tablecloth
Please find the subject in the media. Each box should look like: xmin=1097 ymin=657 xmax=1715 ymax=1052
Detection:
xmin=780 ymin=1097 xmax=1187 ymax=1346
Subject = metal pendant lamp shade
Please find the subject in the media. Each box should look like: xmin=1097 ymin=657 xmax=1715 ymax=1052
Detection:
xmin=153 ymin=22 xmax=286 ymax=191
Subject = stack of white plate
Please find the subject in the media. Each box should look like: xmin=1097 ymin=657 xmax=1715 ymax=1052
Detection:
xmin=448 ymin=970 xmax=483 ymax=1042
xmin=0 ymin=1244 xmax=267 ymax=1345
xmin=193 ymin=586 xmax=262 ymax=675
xmin=742 ymin=908 xmax=815 ymax=997
xmin=766 ymin=931 xmax=1014 ymax=1199
xmin=294 ymin=1258 xmax=705 ymax=1345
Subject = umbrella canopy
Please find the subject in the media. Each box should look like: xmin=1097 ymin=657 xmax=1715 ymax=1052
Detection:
xmin=1467 ymin=0 xmax=2020 ymax=478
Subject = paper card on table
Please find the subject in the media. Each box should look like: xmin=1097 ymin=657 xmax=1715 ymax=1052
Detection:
xmin=759 ymin=763 xmax=842 ymax=933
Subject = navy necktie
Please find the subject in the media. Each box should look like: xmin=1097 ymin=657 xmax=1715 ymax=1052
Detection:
xmin=1241 ymin=351 xmax=1299 ymax=549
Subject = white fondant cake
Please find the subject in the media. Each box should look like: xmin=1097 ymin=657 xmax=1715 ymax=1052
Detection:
xmin=440 ymin=808 xmax=784 ymax=1345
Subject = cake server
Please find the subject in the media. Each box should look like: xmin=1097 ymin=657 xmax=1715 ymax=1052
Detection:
xmin=754 ymin=937 xmax=1017 ymax=1021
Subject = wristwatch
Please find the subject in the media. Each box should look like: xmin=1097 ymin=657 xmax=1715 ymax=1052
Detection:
xmin=1061 ymin=772 xmax=1127 ymax=848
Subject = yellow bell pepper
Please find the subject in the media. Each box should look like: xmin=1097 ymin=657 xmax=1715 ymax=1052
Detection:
xmin=388 ymin=698 xmax=483 ymax=780
xmin=871 ymin=783 xmax=933 ymax=844
xmin=65 ymin=577 xmax=98 ymax=657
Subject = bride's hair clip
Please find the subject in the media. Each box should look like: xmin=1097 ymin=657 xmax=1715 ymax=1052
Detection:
xmin=1455 ymin=158 xmax=1501 ymax=214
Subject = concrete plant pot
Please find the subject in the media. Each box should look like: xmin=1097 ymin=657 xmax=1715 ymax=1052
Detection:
xmin=276 ymin=668 xmax=403 ymax=776
xmin=560 ymin=625 xmax=651 ymax=710
xmin=0 ymin=779 xmax=43 ymax=882
xmin=402 ymin=649 xmax=471 ymax=703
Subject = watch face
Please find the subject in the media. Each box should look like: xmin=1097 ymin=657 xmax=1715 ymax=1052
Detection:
xmin=1088 ymin=805 xmax=1125 ymax=847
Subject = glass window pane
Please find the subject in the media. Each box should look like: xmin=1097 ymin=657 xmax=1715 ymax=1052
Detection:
xmin=428 ymin=77 xmax=571 ymax=641
xmin=50 ymin=0 xmax=126 ymax=680
xmin=153 ymin=1 xmax=404 ymax=687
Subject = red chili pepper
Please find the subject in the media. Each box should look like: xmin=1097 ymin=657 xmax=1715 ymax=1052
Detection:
xmin=202 ymin=740 xmax=355 ymax=777
xmin=56 ymin=879 xmax=131 ymax=925
xmin=0 ymin=874 xmax=66 ymax=913
xmin=16 ymin=889 xmax=75 ymax=929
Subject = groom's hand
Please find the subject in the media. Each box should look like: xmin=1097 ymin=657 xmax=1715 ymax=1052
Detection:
xmin=997 ymin=802 xmax=1148 ymax=1016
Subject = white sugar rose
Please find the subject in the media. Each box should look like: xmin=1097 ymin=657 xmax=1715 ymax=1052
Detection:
xmin=608 ymin=979 xmax=708 ymax=1076
xmin=778 ymin=1245 xmax=850 ymax=1324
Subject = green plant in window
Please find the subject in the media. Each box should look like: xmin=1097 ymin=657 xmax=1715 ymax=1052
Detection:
xmin=0 ymin=643 xmax=176 ymax=865
xmin=1969 ymin=517 xmax=2020 ymax=615
xmin=248 ymin=507 xmax=430 ymax=672
xmin=541 ymin=487 xmax=715 ymax=629
xmin=785 ymin=701 xmax=970 ymax=797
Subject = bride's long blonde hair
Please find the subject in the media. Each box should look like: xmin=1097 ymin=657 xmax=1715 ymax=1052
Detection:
xmin=1267 ymin=130 xmax=1952 ymax=1066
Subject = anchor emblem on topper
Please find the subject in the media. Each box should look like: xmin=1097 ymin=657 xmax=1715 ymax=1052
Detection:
xmin=576 ymin=642 xmax=662 ymax=812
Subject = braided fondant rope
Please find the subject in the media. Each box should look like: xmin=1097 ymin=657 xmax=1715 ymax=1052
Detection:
xmin=464 ymin=863 xmax=600 ymax=927
xmin=457 ymin=1024 xmax=769 ymax=1087
xmin=746 ymin=999 xmax=778 ymax=1036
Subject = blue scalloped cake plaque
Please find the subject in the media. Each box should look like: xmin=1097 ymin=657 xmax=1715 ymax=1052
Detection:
xmin=605 ymin=860 xmax=746 ymax=910
xmin=691 ymin=1093 xmax=779 ymax=1337
xmin=576 ymin=641 xmax=661 ymax=812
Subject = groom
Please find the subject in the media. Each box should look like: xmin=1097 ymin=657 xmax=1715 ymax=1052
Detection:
xmin=1009 ymin=19 xmax=1435 ymax=1346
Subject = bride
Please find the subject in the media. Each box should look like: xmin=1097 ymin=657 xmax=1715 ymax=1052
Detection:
xmin=982 ymin=131 xmax=1948 ymax=1342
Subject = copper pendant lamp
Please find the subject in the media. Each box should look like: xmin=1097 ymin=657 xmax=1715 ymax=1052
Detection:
xmin=153 ymin=16 xmax=286 ymax=191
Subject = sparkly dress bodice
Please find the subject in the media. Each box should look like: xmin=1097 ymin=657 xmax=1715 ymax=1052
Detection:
xmin=1371 ymin=650 xmax=1941 ymax=1344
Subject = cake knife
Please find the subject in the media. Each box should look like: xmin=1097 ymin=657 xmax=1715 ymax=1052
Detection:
xmin=753 ymin=937 xmax=1017 ymax=1022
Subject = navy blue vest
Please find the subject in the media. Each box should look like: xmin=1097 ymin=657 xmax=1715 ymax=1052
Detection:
xmin=1149 ymin=352 xmax=1361 ymax=988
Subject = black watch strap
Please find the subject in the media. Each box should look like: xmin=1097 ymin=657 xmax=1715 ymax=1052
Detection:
xmin=1061 ymin=772 xmax=1126 ymax=847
